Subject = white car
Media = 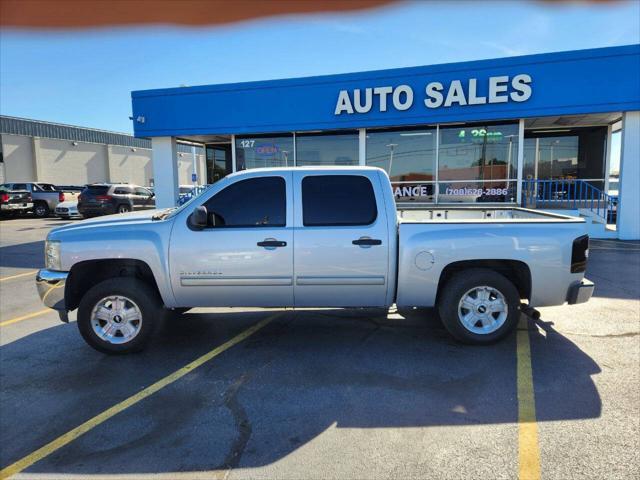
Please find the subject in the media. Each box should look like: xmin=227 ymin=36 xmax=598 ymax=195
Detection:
xmin=55 ymin=200 xmax=82 ymax=219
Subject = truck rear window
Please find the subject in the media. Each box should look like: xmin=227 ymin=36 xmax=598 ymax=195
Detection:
xmin=302 ymin=175 xmax=377 ymax=226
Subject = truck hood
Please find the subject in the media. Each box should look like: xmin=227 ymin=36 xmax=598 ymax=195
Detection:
xmin=50 ymin=209 xmax=163 ymax=235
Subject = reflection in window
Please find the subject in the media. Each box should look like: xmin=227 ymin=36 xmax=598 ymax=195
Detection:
xmin=438 ymin=123 xmax=519 ymax=181
xmin=235 ymin=135 xmax=293 ymax=170
xmin=296 ymin=131 xmax=358 ymax=166
xmin=535 ymin=136 xmax=579 ymax=179
xmin=366 ymin=128 xmax=436 ymax=182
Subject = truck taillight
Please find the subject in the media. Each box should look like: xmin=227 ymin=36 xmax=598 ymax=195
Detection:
xmin=78 ymin=194 xmax=83 ymax=202
xmin=59 ymin=192 xmax=65 ymax=202
xmin=571 ymin=235 xmax=589 ymax=273
xmin=0 ymin=193 xmax=8 ymax=202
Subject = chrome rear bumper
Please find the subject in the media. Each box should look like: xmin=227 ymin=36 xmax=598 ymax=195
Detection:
xmin=36 ymin=269 xmax=68 ymax=311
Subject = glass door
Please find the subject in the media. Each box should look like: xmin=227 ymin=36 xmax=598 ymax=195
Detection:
xmin=206 ymin=145 xmax=232 ymax=184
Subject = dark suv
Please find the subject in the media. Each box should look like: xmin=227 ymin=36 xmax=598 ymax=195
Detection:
xmin=78 ymin=184 xmax=155 ymax=217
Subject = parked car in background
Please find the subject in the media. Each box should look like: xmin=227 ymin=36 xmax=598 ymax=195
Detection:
xmin=55 ymin=185 xmax=85 ymax=194
xmin=77 ymin=183 xmax=155 ymax=217
xmin=0 ymin=185 xmax=33 ymax=217
xmin=55 ymin=200 xmax=82 ymax=219
xmin=1 ymin=182 xmax=79 ymax=218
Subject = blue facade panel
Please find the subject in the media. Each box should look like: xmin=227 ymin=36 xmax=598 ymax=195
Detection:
xmin=131 ymin=45 xmax=640 ymax=137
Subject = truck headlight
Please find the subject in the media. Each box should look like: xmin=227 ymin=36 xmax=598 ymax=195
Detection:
xmin=45 ymin=240 xmax=62 ymax=271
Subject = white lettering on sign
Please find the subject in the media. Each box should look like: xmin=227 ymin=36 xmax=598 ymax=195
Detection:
xmin=393 ymin=185 xmax=430 ymax=198
xmin=375 ymin=86 xmax=396 ymax=112
xmin=335 ymin=74 xmax=532 ymax=114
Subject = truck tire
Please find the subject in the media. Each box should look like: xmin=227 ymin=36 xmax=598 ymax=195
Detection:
xmin=438 ymin=268 xmax=520 ymax=345
xmin=117 ymin=204 xmax=131 ymax=214
xmin=77 ymin=277 xmax=161 ymax=354
xmin=33 ymin=202 xmax=50 ymax=218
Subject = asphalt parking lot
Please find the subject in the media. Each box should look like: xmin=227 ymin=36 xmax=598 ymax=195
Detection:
xmin=1 ymin=216 xmax=638 ymax=479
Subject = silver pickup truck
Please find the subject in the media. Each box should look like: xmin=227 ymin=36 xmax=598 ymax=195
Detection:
xmin=36 ymin=167 xmax=593 ymax=354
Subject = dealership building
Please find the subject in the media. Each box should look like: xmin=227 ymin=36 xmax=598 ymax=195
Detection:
xmin=3 ymin=45 xmax=638 ymax=239
xmin=129 ymin=44 xmax=640 ymax=240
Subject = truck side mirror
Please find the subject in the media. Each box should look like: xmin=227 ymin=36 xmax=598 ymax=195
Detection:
xmin=189 ymin=206 xmax=208 ymax=230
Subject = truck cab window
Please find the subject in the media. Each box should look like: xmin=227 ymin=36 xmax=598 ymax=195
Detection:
xmin=203 ymin=176 xmax=286 ymax=228
xmin=302 ymin=175 xmax=377 ymax=226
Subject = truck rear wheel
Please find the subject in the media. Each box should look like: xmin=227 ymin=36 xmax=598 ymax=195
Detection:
xmin=438 ymin=268 xmax=520 ymax=344
xmin=77 ymin=277 xmax=161 ymax=354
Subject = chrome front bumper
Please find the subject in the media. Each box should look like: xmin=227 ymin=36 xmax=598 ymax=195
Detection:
xmin=567 ymin=278 xmax=595 ymax=305
xmin=36 ymin=269 xmax=68 ymax=311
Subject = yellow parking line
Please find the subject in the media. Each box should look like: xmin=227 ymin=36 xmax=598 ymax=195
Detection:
xmin=0 ymin=312 xmax=282 ymax=479
xmin=517 ymin=316 xmax=541 ymax=480
xmin=0 ymin=308 xmax=51 ymax=327
xmin=0 ymin=271 xmax=37 ymax=282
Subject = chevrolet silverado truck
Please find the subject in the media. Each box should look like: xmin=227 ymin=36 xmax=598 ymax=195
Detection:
xmin=36 ymin=167 xmax=594 ymax=354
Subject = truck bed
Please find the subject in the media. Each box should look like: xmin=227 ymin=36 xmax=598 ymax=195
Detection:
xmin=397 ymin=206 xmax=583 ymax=223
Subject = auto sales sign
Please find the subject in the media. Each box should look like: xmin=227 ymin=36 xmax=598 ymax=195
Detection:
xmin=334 ymin=74 xmax=532 ymax=115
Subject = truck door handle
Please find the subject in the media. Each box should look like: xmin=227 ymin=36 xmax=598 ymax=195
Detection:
xmin=257 ymin=240 xmax=287 ymax=248
xmin=352 ymin=238 xmax=382 ymax=246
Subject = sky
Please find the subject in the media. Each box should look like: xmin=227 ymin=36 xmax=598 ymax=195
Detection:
xmin=1 ymin=0 xmax=639 ymax=134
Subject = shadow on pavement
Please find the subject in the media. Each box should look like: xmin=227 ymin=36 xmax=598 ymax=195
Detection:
xmin=0 ymin=241 xmax=45 ymax=269
xmin=0 ymin=307 xmax=601 ymax=475
xmin=588 ymin=240 xmax=640 ymax=300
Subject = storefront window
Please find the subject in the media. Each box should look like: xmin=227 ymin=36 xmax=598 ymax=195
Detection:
xmin=236 ymin=135 xmax=293 ymax=170
xmin=366 ymin=128 xmax=436 ymax=181
xmin=438 ymin=122 xmax=519 ymax=181
xmin=531 ymin=136 xmax=579 ymax=179
xmin=366 ymin=127 xmax=436 ymax=203
xmin=296 ymin=131 xmax=358 ymax=166
xmin=523 ymin=127 xmax=607 ymax=190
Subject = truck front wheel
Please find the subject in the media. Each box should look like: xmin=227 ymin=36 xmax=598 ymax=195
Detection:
xmin=438 ymin=268 xmax=520 ymax=344
xmin=77 ymin=277 xmax=161 ymax=354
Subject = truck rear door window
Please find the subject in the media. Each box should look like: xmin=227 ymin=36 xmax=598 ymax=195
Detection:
xmin=302 ymin=175 xmax=377 ymax=226
xmin=204 ymin=176 xmax=286 ymax=227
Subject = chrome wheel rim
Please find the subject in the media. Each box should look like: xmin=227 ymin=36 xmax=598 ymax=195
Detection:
xmin=118 ymin=205 xmax=129 ymax=213
xmin=90 ymin=295 xmax=142 ymax=344
xmin=457 ymin=285 xmax=508 ymax=335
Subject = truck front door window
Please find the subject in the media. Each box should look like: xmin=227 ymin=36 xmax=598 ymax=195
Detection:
xmin=203 ymin=177 xmax=286 ymax=227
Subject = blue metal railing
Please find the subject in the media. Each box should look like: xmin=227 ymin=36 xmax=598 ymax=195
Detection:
xmin=177 ymin=184 xmax=211 ymax=205
xmin=522 ymin=179 xmax=616 ymax=224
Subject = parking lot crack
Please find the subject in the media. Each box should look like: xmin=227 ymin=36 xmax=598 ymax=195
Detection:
xmin=216 ymin=373 xmax=252 ymax=475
